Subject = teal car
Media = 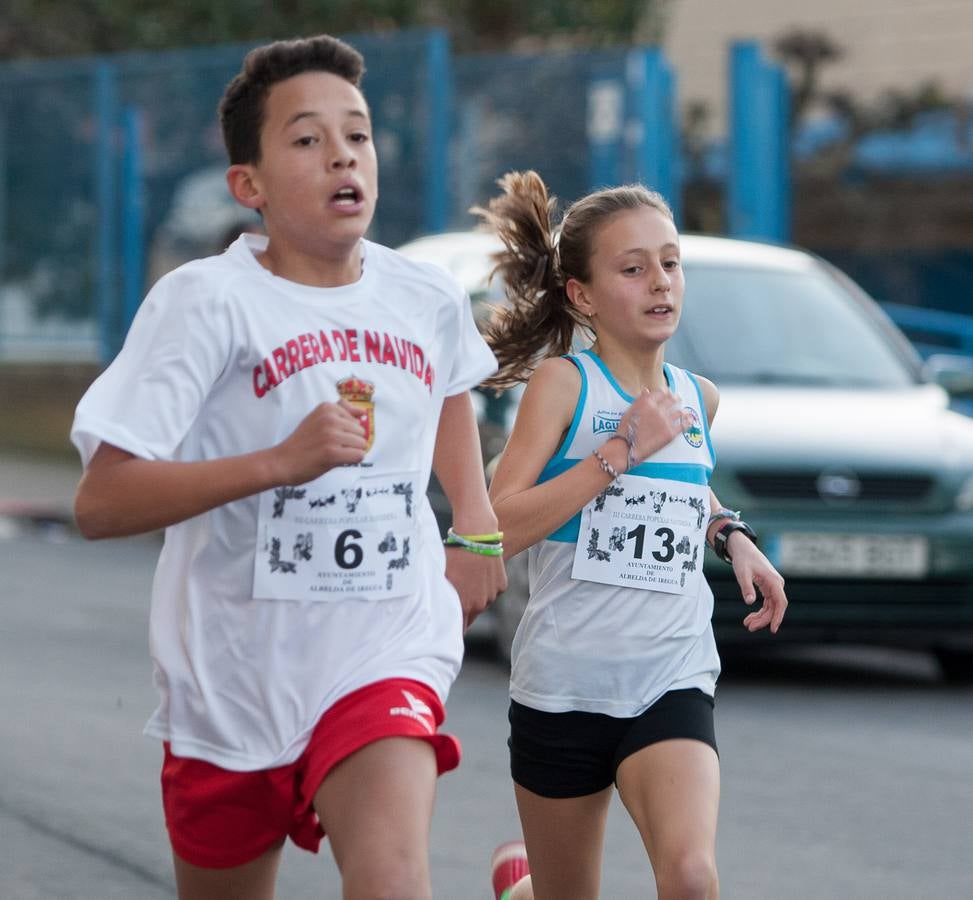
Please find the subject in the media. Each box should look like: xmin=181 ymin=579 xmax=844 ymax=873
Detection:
xmin=399 ymin=231 xmax=973 ymax=680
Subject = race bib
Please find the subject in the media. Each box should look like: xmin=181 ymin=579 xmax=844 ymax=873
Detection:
xmin=571 ymin=474 xmax=708 ymax=596
xmin=253 ymin=470 xmax=419 ymax=602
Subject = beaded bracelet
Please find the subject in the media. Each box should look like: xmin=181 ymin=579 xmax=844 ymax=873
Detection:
xmin=444 ymin=527 xmax=504 ymax=557
xmin=708 ymin=508 xmax=741 ymax=529
xmin=614 ymin=418 xmax=639 ymax=473
xmin=592 ymin=448 xmax=622 ymax=480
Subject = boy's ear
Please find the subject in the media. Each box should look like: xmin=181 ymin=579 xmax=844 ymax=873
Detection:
xmin=226 ymin=164 xmax=263 ymax=211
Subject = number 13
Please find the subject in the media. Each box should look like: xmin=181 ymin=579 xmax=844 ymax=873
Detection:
xmin=627 ymin=524 xmax=675 ymax=563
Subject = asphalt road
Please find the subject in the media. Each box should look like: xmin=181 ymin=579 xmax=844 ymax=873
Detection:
xmin=2 ymin=527 xmax=972 ymax=899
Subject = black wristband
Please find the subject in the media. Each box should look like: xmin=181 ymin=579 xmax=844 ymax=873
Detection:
xmin=712 ymin=520 xmax=757 ymax=564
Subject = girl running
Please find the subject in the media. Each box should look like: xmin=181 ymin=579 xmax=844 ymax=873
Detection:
xmin=480 ymin=171 xmax=788 ymax=900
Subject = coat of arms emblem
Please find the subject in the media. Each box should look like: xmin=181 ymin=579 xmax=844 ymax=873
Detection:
xmin=337 ymin=375 xmax=376 ymax=452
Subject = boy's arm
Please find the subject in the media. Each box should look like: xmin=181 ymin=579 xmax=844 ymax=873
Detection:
xmin=432 ymin=392 xmax=507 ymax=629
xmin=74 ymin=400 xmax=368 ymax=539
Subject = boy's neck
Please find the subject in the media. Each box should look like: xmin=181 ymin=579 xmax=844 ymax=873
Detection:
xmin=256 ymin=239 xmax=365 ymax=289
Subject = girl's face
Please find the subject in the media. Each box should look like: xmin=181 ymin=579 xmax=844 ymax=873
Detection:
xmin=570 ymin=206 xmax=684 ymax=348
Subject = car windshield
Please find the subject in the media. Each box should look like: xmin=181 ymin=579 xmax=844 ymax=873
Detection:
xmin=665 ymin=263 xmax=918 ymax=387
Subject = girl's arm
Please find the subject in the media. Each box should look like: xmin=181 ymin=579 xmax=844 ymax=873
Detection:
xmin=432 ymin=391 xmax=508 ymax=629
xmin=488 ymin=359 xmax=610 ymax=558
xmin=74 ymin=400 xmax=368 ymax=539
xmin=489 ymin=358 xmax=689 ymax=559
xmin=697 ymin=374 xmax=788 ymax=633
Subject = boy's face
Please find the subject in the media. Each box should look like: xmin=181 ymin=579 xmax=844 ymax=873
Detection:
xmin=231 ymin=71 xmax=378 ymax=259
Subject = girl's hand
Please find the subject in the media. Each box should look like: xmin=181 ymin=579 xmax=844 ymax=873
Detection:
xmin=273 ymin=400 xmax=368 ymax=484
xmin=727 ymin=532 xmax=788 ymax=633
xmin=616 ymin=388 xmax=694 ymax=468
xmin=445 ymin=549 xmax=508 ymax=631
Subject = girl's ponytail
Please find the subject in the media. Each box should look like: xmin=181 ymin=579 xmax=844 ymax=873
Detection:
xmin=474 ymin=171 xmax=586 ymax=389
xmin=475 ymin=171 xmax=672 ymax=390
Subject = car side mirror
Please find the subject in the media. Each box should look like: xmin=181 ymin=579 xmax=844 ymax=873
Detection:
xmin=924 ymin=353 xmax=973 ymax=397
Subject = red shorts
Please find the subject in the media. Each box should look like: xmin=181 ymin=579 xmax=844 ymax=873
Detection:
xmin=161 ymin=678 xmax=461 ymax=869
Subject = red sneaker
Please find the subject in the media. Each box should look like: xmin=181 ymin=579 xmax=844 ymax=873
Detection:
xmin=491 ymin=840 xmax=530 ymax=899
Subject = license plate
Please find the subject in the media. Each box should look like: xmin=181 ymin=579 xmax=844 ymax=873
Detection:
xmin=766 ymin=533 xmax=929 ymax=579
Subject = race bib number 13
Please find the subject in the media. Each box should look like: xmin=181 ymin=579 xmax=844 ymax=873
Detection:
xmin=571 ymin=474 xmax=708 ymax=596
xmin=252 ymin=470 xmax=418 ymax=602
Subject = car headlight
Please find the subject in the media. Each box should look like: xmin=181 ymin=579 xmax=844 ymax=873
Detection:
xmin=956 ymin=474 xmax=973 ymax=511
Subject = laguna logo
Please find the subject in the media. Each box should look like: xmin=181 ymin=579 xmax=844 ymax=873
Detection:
xmin=816 ymin=470 xmax=862 ymax=501
xmin=592 ymin=413 xmax=622 ymax=435
xmin=682 ymin=407 xmax=704 ymax=448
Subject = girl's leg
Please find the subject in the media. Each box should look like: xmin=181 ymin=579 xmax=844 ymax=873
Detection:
xmin=172 ymin=840 xmax=285 ymax=900
xmin=616 ymin=739 xmax=720 ymax=900
xmin=511 ymin=782 xmax=613 ymax=900
xmin=313 ymin=736 xmax=438 ymax=900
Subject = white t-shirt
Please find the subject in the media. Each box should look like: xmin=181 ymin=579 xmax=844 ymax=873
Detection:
xmin=510 ymin=351 xmax=721 ymax=717
xmin=71 ymin=234 xmax=497 ymax=770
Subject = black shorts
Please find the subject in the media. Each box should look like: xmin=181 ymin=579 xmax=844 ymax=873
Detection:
xmin=509 ymin=688 xmax=717 ymax=799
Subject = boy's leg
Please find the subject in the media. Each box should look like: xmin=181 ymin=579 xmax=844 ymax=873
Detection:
xmin=615 ymin=739 xmax=720 ymax=900
xmin=511 ymin=783 xmax=613 ymax=900
xmin=313 ymin=736 xmax=438 ymax=900
xmin=162 ymin=743 xmax=302 ymax=900
xmin=171 ymin=840 xmax=284 ymax=900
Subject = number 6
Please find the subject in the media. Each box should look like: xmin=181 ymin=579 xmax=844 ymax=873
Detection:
xmin=335 ymin=529 xmax=364 ymax=569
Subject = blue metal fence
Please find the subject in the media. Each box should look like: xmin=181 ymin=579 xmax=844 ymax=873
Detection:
xmin=2 ymin=30 xmax=970 ymax=366
xmin=728 ymin=40 xmax=790 ymax=243
xmin=0 ymin=32 xmax=457 ymax=359
xmin=448 ymin=46 xmax=679 ymax=232
xmin=0 ymin=30 xmax=684 ymax=362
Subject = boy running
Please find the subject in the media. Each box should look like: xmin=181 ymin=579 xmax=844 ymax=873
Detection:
xmin=72 ymin=34 xmax=505 ymax=900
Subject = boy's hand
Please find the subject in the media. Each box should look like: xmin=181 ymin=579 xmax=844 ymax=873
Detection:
xmin=445 ymin=548 xmax=508 ymax=631
xmin=274 ymin=400 xmax=368 ymax=484
xmin=727 ymin=532 xmax=788 ymax=633
xmin=616 ymin=388 xmax=694 ymax=468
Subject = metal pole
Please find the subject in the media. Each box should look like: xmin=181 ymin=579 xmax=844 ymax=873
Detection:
xmin=587 ymin=78 xmax=624 ymax=190
xmin=94 ymin=62 xmax=118 ymax=363
xmin=120 ymin=106 xmax=145 ymax=338
xmin=627 ymin=48 xmax=679 ymax=219
xmin=424 ymin=29 xmax=450 ymax=234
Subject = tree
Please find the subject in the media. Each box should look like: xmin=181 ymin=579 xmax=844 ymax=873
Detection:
xmin=433 ymin=0 xmax=672 ymax=51
xmin=772 ymin=28 xmax=842 ymax=129
xmin=772 ymin=26 xmax=959 ymax=177
xmin=0 ymin=0 xmax=672 ymax=59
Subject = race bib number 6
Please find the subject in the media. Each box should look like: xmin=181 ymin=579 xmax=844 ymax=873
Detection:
xmin=253 ymin=470 xmax=419 ymax=602
xmin=571 ymin=474 xmax=708 ymax=596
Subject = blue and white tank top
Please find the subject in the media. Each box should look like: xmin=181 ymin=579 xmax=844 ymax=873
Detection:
xmin=509 ymin=350 xmax=722 ymax=717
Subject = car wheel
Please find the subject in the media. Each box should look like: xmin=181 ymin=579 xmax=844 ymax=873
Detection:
xmin=494 ymin=552 xmax=529 ymax=665
xmin=935 ymin=647 xmax=973 ymax=684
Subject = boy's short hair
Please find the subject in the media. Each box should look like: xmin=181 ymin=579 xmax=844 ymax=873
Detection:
xmin=219 ymin=34 xmax=365 ymax=165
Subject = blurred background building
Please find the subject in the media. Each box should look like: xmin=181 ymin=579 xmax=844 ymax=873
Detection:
xmin=667 ymin=0 xmax=973 ymax=133
xmin=667 ymin=1 xmax=973 ymax=319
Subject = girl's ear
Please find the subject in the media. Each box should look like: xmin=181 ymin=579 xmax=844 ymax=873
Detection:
xmin=226 ymin=164 xmax=264 ymax=211
xmin=566 ymin=278 xmax=594 ymax=318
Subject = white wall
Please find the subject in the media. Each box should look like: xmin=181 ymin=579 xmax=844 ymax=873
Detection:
xmin=664 ymin=0 xmax=973 ymax=133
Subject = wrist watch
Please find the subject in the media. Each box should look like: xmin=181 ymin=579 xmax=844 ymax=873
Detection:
xmin=712 ymin=520 xmax=758 ymax=564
